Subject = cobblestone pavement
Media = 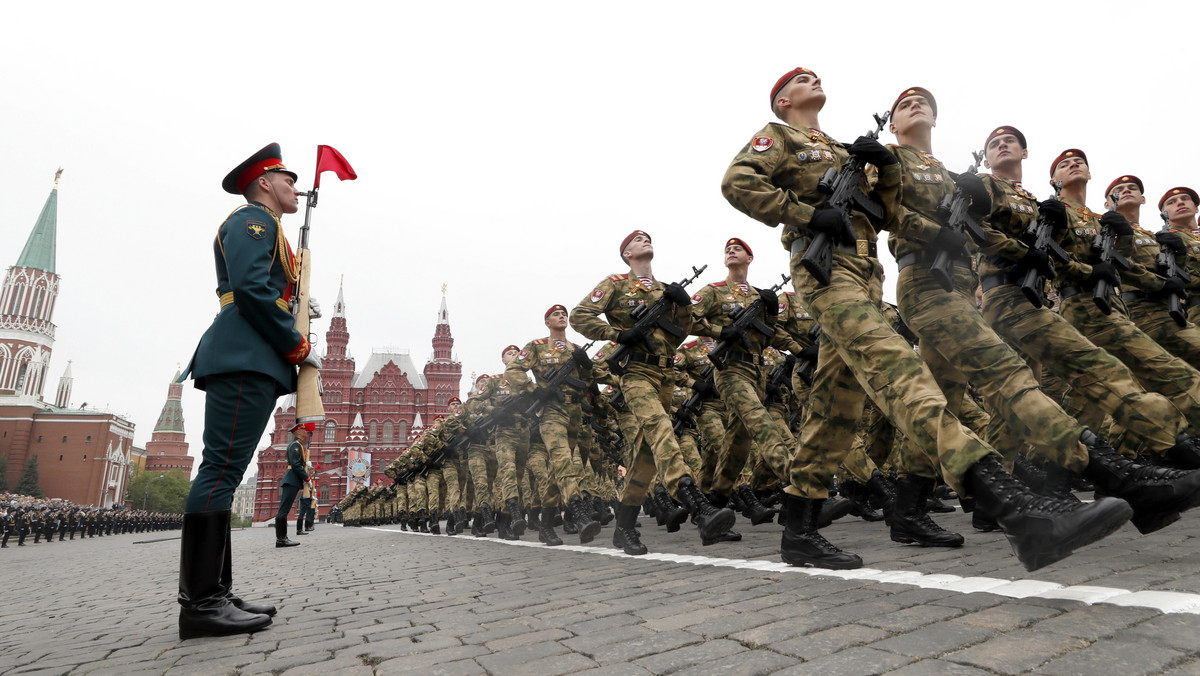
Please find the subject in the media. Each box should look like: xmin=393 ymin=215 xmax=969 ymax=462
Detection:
xmin=4 ymin=505 xmax=1200 ymax=676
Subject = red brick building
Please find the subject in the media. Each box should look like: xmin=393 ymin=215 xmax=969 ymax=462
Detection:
xmin=252 ymin=285 xmax=461 ymax=522
xmin=0 ymin=173 xmax=139 ymax=506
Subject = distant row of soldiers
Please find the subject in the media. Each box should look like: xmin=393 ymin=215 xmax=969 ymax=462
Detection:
xmin=2 ymin=499 xmax=181 ymax=548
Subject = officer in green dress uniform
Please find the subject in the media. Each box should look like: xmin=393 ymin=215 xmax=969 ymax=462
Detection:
xmin=177 ymin=143 xmax=318 ymax=640
xmin=275 ymin=421 xmax=311 ymax=547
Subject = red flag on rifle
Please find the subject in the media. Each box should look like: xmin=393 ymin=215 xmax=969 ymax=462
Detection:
xmin=313 ymin=145 xmax=357 ymax=189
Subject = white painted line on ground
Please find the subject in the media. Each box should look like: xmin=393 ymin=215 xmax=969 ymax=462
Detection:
xmin=360 ymin=525 xmax=1200 ymax=615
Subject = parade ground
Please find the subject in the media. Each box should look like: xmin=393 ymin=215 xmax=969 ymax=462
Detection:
xmin=5 ymin=506 xmax=1200 ymax=676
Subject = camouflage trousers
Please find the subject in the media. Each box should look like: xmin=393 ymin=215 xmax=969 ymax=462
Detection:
xmin=841 ymin=399 xmax=898 ymax=484
xmin=526 ymin=434 xmax=562 ymax=509
xmin=899 ymin=265 xmax=1087 ymax=474
xmin=711 ymin=363 xmax=791 ymax=498
xmin=441 ymin=455 xmax=466 ymax=511
xmin=982 ymin=282 xmax=1182 ymax=457
xmin=618 ymin=364 xmax=693 ymax=506
xmin=748 ymin=403 xmax=794 ymax=489
xmin=614 ymin=407 xmax=640 ymax=469
xmin=676 ymin=427 xmax=705 ymax=479
xmin=494 ymin=419 xmax=531 ymax=506
xmin=410 ymin=475 xmax=428 ymax=513
xmin=696 ymin=402 xmax=726 ymax=492
xmin=468 ymin=441 xmax=498 ymax=508
xmin=1050 ymin=292 xmax=1197 ymax=448
xmin=538 ymin=400 xmax=585 ymax=501
xmin=1126 ymin=298 xmax=1200 ymax=371
xmin=788 ymin=250 xmax=992 ymax=496
xmin=425 ymin=468 xmax=443 ymax=514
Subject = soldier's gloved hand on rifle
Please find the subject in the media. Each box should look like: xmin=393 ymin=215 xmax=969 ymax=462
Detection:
xmin=309 ymin=297 xmax=321 ymax=319
xmin=1157 ymin=231 xmax=1188 ymax=255
xmin=847 ymin=136 xmax=899 ymax=167
xmin=663 ymin=282 xmax=692 ymax=305
xmin=758 ymin=287 xmax=780 ymax=314
xmin=806 ymin=207 xmax=845 ymax=237
xmin=1019 ymin=247 xmax=1056 ymax=277
xmin=301 ymin=350 xmax=322 ymax=371
xmin=765 ymin=382 xmax=781 ymax=399
xmin=952 ymin=172 xmax=992 ymax=218
xmin=615 ymin=328 xmax=643 ymax=345
xmin=718 ymin=325 xmax=740 ymax=342
xmin=784 ymin=353 xmax=797 ymax=370
xmin=1099 ymin=211 xmax=1134 ymax=236
xmin=1037 ymin=199 xmax=1069 ymax=230
xmin=797 ymin=342 xmax=819 ymax=361
xmin=691 ymin=379 xmax=715 ymax=397
xmin=1160 ymin=276 xmax=1187 ymax=297
xmin=571 ymin=348 xmax=593 ymax=370
xmin=1087 ymin=261 xmax=1120 ymax=287
xmin=930 ymin=227 xmax=968 ymax=255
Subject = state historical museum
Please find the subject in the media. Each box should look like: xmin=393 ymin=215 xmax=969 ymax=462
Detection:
xmin=251 ymin=286 xmax=461 ymax=522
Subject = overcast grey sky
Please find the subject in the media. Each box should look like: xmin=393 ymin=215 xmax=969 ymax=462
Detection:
xmin=2 ymin=1 xmax=1195 ymax=478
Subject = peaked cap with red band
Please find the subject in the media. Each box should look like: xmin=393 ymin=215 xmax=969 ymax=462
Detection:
xmin=289 ymin=421 xmax=316 ymax=432
xmin=770 ymin=67 xmax=817 ymax=108
xmin=725 ymin=237 xmax=753 ymax=257
xmin=985 ymin=126 xmax=1027 ymax=150
xmin=1160 ymin=187 xmax=1200 ymax=210
xmin=223 ymin=142 xmax=298 ymax=195
xmin=1105 ymin=175 xmax=1144 ymax=198
xmin=1051 ymin=149 xmax=1087 ymax=177
xmin=619 ymin=230 xmax=651 ymax=262
xmin=890 ymin=87 xmax=937 ymax=118
xmin=544 ymin=304 xmax=567 ymax=320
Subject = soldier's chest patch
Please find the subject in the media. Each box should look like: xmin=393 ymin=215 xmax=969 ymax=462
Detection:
xmin=1009 ymin=202 xmax=1035 ymax=215
xmin=590 ymin=288 xmax=604 ymax=303
xmin=246 ymin=221 xmax=268 ymax=239
xmin=797 ymin=149 xmax=834 ymax=163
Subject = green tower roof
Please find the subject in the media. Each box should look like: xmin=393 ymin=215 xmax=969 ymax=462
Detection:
xmin=16 ymin=175 xmax=59 ymax=274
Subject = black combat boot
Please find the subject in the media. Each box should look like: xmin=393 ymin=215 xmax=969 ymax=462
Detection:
xmin=478 ymin=503 xmax=497 ymax=534
xmin=612 ymin=504 xmax=648 ymax=555
xmin=445 ymin=509 xmax=457 ymax=535
xmin=495 ymin=511 xmax=512 ymax=540
xmin=972 ymin=510 xmax=1002 ymax=532
xmin=1165 ymin=433 xmax=1200 ymax=469
xmin=296 ymin=520 xmax=307 ymax=536
xmin=866 ymin=470 xmax=897 ymax=523
xmin=643 ymin=495 xmax=659 ymax=520
xmin=889 ymin=476 xmax=964 ymax=548
xmin=925 ymin=482 xmax=957 ymax=513
xmin=779 ymin=494 xmax=862 ymax=570
xmin=676 ymin=477 xmax=736 ymax=542
xmin=417 ymin=510 xmax=430 ymax=533
xmin=470 ymin=512 xmax=485 ymax=537
xmin=1082 ymin=431 xmax=1200 ymax=534
xmin=1038 ymin=463 xmax=1082 ymax=504
xmin=275 ymin=520 xmax=299 ymax=548
xmin=221 ymin=518 xmax=276 ymax=617
xmin=180 ymin=511 xmax=272 ymax=639
xmin=568 ymin=495 xmax=601 ymax=544
xmin=1013 ymin=455 xmax=1049 ymax=494
xmin=429 ymin=512 xmax=441 ymax=535
xmin=840 ymin=479 xmax=884 ymax=522
xmin=594 ymin=497 xmax=614 ymax=526
xmin=736 ymin=485 xmax=777 ymax=525
xmin=399 ymin=513 xmax=409 ymax=531
xmin=537 ymin=507 xmax=563 ymax=546
xmin=505 ymin=498 xmax=527 ymax=537
xmin=653 ymin=485 xmax=689 ymax=533
xmin=814 ymin=494 xmax=853 ymax=528
xmin=966 ymin=453 xmax=1132 ymax=571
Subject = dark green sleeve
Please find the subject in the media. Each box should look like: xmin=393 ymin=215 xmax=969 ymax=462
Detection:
xmin=222 ymin=209 xmax=308 ymax=360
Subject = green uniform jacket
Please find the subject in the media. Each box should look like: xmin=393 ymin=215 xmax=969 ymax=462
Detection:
xmin=281 ymin=439 xmax=308 ymax=488
xmin=184 ymin=201 xmax=309 ymax=396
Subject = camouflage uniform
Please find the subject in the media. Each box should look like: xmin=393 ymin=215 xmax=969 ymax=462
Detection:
xmin=677 ymin=338 xmax=726 ymax=491
xmin=1121 ymin=223 xmax=1200 ymax=368
xmin=723 ymin=122 xmax=990 ymax=495
xmin=1167 ymin=224 xmax=1200 ymax=325
xmin=976 ymin=174 xmax=1184 ymax=458
xmin=689 ymin=278 xmax=798 ymax=498
xmin=470 ymin=373 xmax=533 ymax=507
xmin=887 ymin=144 xmax=1086 ymax=475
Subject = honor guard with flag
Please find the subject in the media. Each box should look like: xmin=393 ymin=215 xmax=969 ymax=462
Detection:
xmin=176 ymin=142 xmax=355 ymax=640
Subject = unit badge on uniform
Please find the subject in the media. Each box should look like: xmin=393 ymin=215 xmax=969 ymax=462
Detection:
xmin=518 ymin=350 xmax=530 ymax=360
xmin=797 ymin=151 xmax=807 ymax=161
xmin=246 ymin=222 xmax=267 ymax=239
xmin=590 ymin=288 xmax=604 ymax=303
xmin=691 ymin=293 xmax=703 ymax=304
xmin=752 ymin=137 xmax=773 ymax=152
xmin=778 ymin=300 xmax=787 ymax=314
xmin=822 ymin=151 xmax=833 ymax=161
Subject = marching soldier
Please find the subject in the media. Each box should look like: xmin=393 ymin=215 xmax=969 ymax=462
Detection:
xmin=1160 ymin=187 xmax=1200 ymax=325
xmin=176 ymin=143 xmax=316 ymax=639
xmin=721 ymin=67 xmax=1132 ymax=571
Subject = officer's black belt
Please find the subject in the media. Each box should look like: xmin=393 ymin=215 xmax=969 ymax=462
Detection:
xmin=788 ymin=236 xmax=877 ymax=259
xmin=980 ymin=270 xmax=1023 ymax=294
xmin=626 ymin=351 xmax=672 ymax=368
xmin=896 ymin=252 xmax=970 ymax=272
xmin=1121 ymin=291 xmax=1148 ymax=302
xmin=1189 ymin=296 xmax=1200 ymax=309
xmin=727 ymin=350 xmax=764 ymax=367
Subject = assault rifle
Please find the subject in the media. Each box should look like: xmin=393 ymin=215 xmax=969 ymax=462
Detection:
xmin=525 ymin=341 xmax=597 ymax=417
xmin=708 ymin=274 xmax=791 ymax=370
xmin=1092 ymin=191 xmax=1132 ymax=314
xmin=763 ymin=353 xmax=796 ymax=406
xmin=794 ymin=324 xmax=822 ymax=386
xmin=800 ymin=112 xmax=890 ymax=286
xmin=1158 ymin=209 xmax=1192 ymax=327
xmin=672 ymin=364 xmax=714 ymax=435
xmin=1019 ymin=181 xmax=1072 ymax=308
xmin=931 ymin=150 xmax=988 ymax=292
xmin=606 ymin=265 xmax=707 ymax=376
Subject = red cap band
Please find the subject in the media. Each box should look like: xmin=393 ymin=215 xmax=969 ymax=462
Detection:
xmin=890 ymin=87 xmax=936 ymax=119
xmin=1105 ymin=175 xmax=1143 ymax=200
xmin=619 ymin=230 xmax=651 ymax=263
xmin=1050 ymin=149 xmax=1087 ymax=177
xmin=544 ymin=304 xmax=567 ymax=320
xmin=1160 ymin=187 xmax=1200 ymax=211
xmin=985 ymin=126 xmax=1026 ymax=150
xmin=725 ymin=237 xmax=753 ymax=257
xmin=770 ymin=68 xmax=817 ymax=108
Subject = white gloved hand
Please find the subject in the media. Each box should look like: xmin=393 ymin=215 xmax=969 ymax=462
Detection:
xmin=302 ymin=350 xmax=322 ymax=371
xmin=309 ymin=297 xmax=322 ymax=319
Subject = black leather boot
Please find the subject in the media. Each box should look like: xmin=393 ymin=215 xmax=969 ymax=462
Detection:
xmin=1165 ymin=433 xmax=1200 ymax=469
xmin=1038 ymin=463 xmax=1082 ymax=504
xmin=1013 ymin=455 xmax=1048 ymax=494
xmin=478 ymin=503 xmax=496 ymax=534
xmin=653 ymin=485 xmax=689 ymax=533
xmin=612 ymin=504 xmax=648 ymax=555
xmin=275 ymin=520 xmax=299 ymax=548
xmin=1083 ymin=431 xmax=1200 ymax=534
xmin=779 ymin=494 xmax=862 ymax=569
xmin=736 ymin=485 xmax=777 ymax=525
xmin=221 ymin=515 xmax=276 ymax=616
xmin=568 ymin=495 xmax=601 ymax=544
xmin=495 ymin=511 xmax=512 ymax=540
xmin=814 ymin=494 xmax=853 ymax=528
xmin=179 ymin=511 xmax=272 ymax=639
xmin=972 ymin=510 xmax=1002 ymax=532
xmin=296 ymin=521 xmax=307 ymax=536
xmin=676 ymin=477 xmax=735 ymax=542
xmin=429 ymin=512 xmax=441 ymax=535
xmin=594 ymin=496 xmax=614 ymax=526
xmin=866 ymin=470 xmax=897 ymax=524
xmin=966 ymin=453 xmax=1132 ymax=571
xmin=840 ymin=479 xmax=884 ymax=522
xmin=537 ymin=507 xmax=563 ymax=546
xmin=889 ymin=476 xmax=964 ymax=548
xmin=505 ymin=498 xmax=527 ymax=537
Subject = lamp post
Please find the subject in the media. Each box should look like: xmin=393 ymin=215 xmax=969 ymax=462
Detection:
xmin=142 ymin=474 xmax=165 ymax=511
